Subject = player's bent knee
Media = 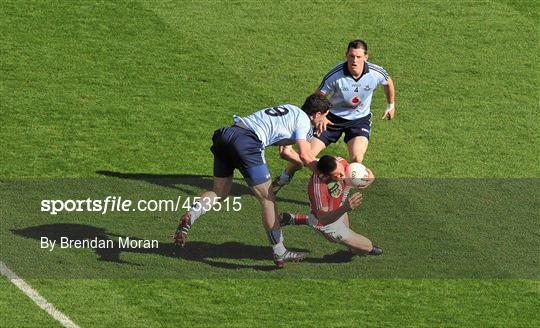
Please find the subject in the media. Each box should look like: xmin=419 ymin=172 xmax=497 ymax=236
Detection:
xmin=319 ymin=220 xmax=353 ymax=243
xmin=336 ymin=226 xmax=353 ymax=242
xmin=256 ymin=193 xmax=276 ymax=204
xmin=251 ymin=183 xmax=276 ymax=203
xmin=350 ymin=155 xmax=364 ymax=164
xmin=349 ymin=151 xmax=366 ymax=164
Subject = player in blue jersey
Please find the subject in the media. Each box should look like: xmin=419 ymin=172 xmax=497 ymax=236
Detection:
xmin=273 ymin=39 xmax=396 ymax=193
xmin=173 ymin=94 xmax=332 ymax=268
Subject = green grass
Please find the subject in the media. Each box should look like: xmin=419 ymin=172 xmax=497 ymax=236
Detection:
xmin=1 ymin=0 xmax=538 ymax=327
xmin=0 ymin=279 xmax=62 ymax=327
xmin=18 ymin=279 xmax=537 ymax=328
xmin=1 ymin=0 xmax=538 ymax=178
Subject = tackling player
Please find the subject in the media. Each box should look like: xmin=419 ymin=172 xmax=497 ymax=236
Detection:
xmin=273 ymin=39 xmax=396 ymax=192
xmin=280 ymin=155 xmax=382 ymax=256
xmin=173 ymin=94 xmax=332 ymax=268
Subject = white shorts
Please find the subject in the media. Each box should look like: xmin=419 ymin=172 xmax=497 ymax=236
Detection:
xmin=312 ymin=215 xmax=353 ymax=243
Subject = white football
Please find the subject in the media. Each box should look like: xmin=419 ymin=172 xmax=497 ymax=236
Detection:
xmin=346 ymin=162 xmax=370 ymax=188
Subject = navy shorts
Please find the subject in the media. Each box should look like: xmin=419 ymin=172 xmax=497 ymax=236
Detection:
xmin=316 ymin=112 xmax=372 ymax=146
xmin=210 ymin=126 xmax=271 ymax=187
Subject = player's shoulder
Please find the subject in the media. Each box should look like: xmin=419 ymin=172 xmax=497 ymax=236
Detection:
xmin=321 ymin=61 xmax=347 ymax=82
xmin=367 ymin=61 xmax=389 ymax=78
xmin=284 ymin=103 xmax=310 ymax=120
xmin=277 ymin=104 xmax=310 ymax=130
xmin=309 ymin=172 xmax=325 ymax=186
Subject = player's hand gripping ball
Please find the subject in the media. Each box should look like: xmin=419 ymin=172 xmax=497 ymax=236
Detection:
xmin=346 ymin=162 xmax=374 ymax=188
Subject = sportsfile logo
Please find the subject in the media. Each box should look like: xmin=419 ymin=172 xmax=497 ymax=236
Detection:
xmin=40 ymin=196 xmax=243 ymax=215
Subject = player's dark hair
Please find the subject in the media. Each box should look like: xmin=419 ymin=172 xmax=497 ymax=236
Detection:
xmin=347 ymin=39 xmax=368 ymax=54
xmin=301 ymin=94 xmax=332 ymax=115
xmin=317 ymin=155 xmax=337 ymax=176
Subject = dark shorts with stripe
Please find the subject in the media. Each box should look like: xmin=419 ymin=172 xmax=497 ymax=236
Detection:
xmin=316 ymin=112 xmax=372 ymax=145
xmin=210 ymin=126 xmax=271 ymax=187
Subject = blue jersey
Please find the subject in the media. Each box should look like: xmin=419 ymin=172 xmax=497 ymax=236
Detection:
xmin=318 ymin=61 xmax=389 ymax=120
xmin=233 ymin=104 xmax=312 ymax=147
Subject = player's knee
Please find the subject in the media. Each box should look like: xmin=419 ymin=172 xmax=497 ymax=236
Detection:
xmin=279 ymin=150 xmax=290 ymax=160
xmin=321 ymin=223 xmax=353 ymax=243
xmin=338 ymin=227 xmax=354 ymax=242
xmin=258 ymin=190 xmax=276 ymax=203
xmin=350 ymin=154 xmax=364 ymax=164
xmin=251 ymin=186 xmax=276 ymax=203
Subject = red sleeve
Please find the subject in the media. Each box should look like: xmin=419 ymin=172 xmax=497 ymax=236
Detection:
xmin=308 ymin=174 xmax=329 ymax=212
xmin=336 ymin=157 xmax=349 ymax=171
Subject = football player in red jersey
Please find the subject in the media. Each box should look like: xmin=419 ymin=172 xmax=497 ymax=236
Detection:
xmin=280 ymin=155 xmax=382 ymax=255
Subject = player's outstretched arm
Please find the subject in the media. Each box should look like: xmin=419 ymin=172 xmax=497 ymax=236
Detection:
xmin=278 ymin=145 xmax=303 ymax=168
xmin=296 ymin=139 xmax=318 ymax=173
xmin=313 ymin=192 xmax=363 ymax=225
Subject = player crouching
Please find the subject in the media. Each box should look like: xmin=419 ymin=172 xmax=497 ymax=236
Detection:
xmin=280 ymin=155 xmax=382 ymax=256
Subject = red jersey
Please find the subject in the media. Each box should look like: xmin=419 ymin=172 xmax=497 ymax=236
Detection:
xmin=308 ymin=157 xmax=351 ymax=212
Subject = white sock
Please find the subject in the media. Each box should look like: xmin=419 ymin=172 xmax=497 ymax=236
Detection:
xmin=267 ymin=229 xmax=286 ymax=255
xmin=272 ymin=242 xmax=286 ymax=256
xmin=307 ymin=214 xmax=319 ymax=227
xmin=187 ymin=200 xmax=207 ymax=224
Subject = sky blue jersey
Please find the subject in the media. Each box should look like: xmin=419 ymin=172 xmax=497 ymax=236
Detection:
xmin=233 ymin=104 xmax=312 ymax=147
xmin=318 ymin=61 xmax=389 ymax=120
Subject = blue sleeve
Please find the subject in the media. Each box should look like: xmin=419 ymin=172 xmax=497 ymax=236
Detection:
xmin=293 ymin=118 xmax=311 ymax=141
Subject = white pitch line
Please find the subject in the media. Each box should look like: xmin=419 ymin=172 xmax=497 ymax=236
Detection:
xmin=0 ymin=261 xmax=80 ymax=328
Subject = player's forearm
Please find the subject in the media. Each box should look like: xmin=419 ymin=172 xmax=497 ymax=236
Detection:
xmin=296 ymin=139 xmax=318 ymax=173
xmin=299 ymin=155 xmax=318 ymax=174
xmin=279 ymin=146 xmax=303 ymax=167
xmin=314 ymin=205 xmax=349 ymax=225
xmin=384 ymin=78 xmax=395 ymax=104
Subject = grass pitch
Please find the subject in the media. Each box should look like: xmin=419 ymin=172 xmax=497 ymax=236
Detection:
xmin=1 ymin=0 xmax=538 ymax=327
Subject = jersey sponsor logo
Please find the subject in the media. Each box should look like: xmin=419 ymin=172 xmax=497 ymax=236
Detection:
xmin=327 ymin=181 xmax=343 ymax=198
xmin=363 ymin=85 xmax=372 ymax=91
xmin=351 ymin=96 xmax=363 ymax=109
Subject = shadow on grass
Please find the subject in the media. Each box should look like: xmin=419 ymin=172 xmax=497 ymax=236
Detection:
xmin=95 ymin=171 xmax=251 ymax=195
xmin=11 ymin=223 xmax=313 ymax=272
xmin=95 ymin=170 xmax=310 ymax=206
xmin=304 ymin=250 xmax=356 ymax=264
